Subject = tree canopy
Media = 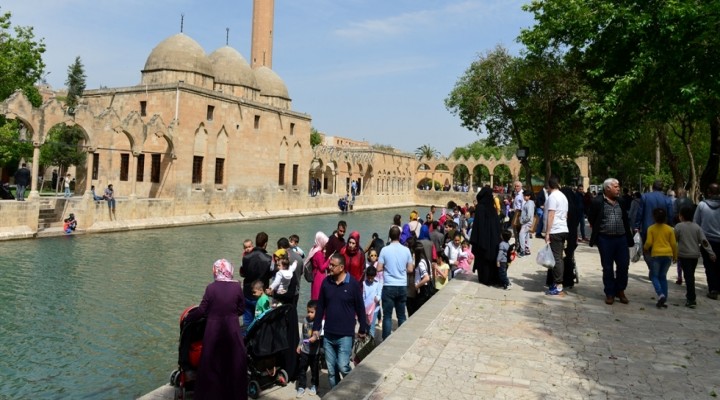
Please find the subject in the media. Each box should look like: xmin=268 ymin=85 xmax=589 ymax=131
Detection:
xmin=519 ymin=0 xmax=720 ymax=192
xmin=0 ymin=10 xmax=45 ymax=106
xmin=0 ymin=9 xmax=46 ymax=168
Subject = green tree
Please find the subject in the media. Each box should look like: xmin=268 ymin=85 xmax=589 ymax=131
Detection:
xmin=415 ymin=144 xmax=439 ymax=161
xmin=0 ymin=119 xmax=33 ymax=167
xmin=40 ymin=124 xmax=86 ymax=192
xmin=451 ymin=139 xmax=505 ymax=160
xmin=0 ymin=10 xmax=45 ymax=106
xmin=0 ymin=9 xmax=46 ymax=167
xmin=310 ymin=127 xmax=322 ymax=148
xmin=519 ymin=0 xmax=720 ymax=191
xmin=65 ymin=56 xmax=86 ymax=111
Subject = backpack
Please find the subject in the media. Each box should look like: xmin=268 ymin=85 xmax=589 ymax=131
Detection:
xmin=507 ymin=243 xmax=517 ymax=265
xmin=303 ymin=261 xmax=314 ymax=283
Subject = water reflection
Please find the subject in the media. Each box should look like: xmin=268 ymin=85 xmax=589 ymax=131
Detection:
xmin=0 ymin=207 xmax=414 ymax=399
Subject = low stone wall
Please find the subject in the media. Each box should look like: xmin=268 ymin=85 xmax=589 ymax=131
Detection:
xmin=0 ymin=190 xmax=420 ymax=241
xmin=0 ymin=200 xmax=39 ymax=240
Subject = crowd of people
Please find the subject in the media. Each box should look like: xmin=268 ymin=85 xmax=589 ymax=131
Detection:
xmin=185 ymin=177 xmax=720 ymax=399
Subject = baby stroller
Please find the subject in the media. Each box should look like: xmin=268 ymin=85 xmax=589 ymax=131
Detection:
xmin=169 ymin=306 xmax=206 ymax=400
xmin=245 ymin=304 xmax=298 ymax=399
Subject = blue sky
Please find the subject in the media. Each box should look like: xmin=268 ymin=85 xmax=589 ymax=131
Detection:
xmin=3 ymin=0 xmax=534 ymax=155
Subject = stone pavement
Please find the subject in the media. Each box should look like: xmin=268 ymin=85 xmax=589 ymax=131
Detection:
xmin=141 ymin=237 xmax=720 ymax=399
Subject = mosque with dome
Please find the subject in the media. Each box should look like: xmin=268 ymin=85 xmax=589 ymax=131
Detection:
xmin=0 ymin=0 xmax=545 ymax=237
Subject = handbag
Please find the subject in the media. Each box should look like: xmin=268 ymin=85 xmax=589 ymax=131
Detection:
xmin=630 ymin=232 xmax=642 ymax=263
xmin=420 ymin=281 xmax=437 ymax=299
xmin=352 ymin=335 xmax=376 ymax=365
xmin=511 ymin=211 xmax=521 ymax=228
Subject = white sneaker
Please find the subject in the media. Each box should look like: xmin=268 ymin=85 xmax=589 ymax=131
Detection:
xmin=309 ymin=386 xmax=317 ymax=395
xmin=297 ymin=388 xmax=305 ymax=397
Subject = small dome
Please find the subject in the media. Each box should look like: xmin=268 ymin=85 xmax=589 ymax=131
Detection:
xmin=208 ymin=46 xmax=258 ymax=89
xmin=254 ymin=66 xmax=289 ymax=99
xmin=143 ymin=33 xmax=213 ymax=77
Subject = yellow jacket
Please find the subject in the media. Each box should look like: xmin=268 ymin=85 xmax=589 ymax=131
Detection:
xmin=643 ymin=223 xmax=678 ymax=259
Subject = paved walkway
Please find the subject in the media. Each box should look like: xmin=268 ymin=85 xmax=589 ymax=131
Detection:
xmin=141 ymin=237 xmax=720 ymax=399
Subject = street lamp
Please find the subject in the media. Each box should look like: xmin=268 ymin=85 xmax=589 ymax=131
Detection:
xmin=516 ymin=147 xmax=529 ymax=161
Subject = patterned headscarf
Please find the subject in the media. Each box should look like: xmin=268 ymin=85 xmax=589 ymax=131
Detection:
xmin=212 ymin=258 xmax=234 ymax=282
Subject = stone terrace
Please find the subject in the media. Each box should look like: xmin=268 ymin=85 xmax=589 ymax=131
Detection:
xmin=141 ymin=238 xmax=720 ymax=399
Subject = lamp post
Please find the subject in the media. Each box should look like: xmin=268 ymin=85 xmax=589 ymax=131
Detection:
xmin=638 ymin=167 xmax=645 ymax=193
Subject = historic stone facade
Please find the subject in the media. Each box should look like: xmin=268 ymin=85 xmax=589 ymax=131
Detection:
xmin=0 ymin=0 xmax=589 ymax=240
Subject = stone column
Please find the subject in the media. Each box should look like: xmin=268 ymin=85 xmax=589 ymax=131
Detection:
xmin=490 ymin=174 xmax=494 ymax=188
xmin=84 ymin=150 xmax=95 ymax=196
xmin=320 ymin=171 xmax=325 ymax=194
xmin=129 ymin=151 xmax=138 ymax=199
xmin=333 ymin=172 xmax=338 ymax=194
xmin=28 ymin=143 xmax=41 ymax=200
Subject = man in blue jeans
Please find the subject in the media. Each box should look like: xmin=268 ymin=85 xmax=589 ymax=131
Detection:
xmin=377 ymin=226 xmax=414 ymax=340
xmin=588 ymin=178 xmax=634 ymax=305
xmin=310 ymin=253 xmax=368 ymax=389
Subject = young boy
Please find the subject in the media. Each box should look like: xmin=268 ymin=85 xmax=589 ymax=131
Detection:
xmin=242 ymin=239 xmax=254 ymax=255
xmin=497 ymin=231 xmax=513 ymax=290
xmin=252 ymin=280 xmax=271 ymax=321
xmin=362 ymin=266 xmax=382 ymax=337
xmin=289 ymin=234 xmax=305 ymax=259
xmin=296 ymin=300 xmax=320 ymax=397
xmin=675 ymin=206 xmax=717 ymax=308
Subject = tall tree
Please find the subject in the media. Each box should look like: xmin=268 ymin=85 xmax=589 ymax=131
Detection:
xmin=0 ymin=9 xmax=46 ymax=167
xmin=310 ymin=127 xmax=322 ymax=148
xmin=415 ymin=144 xmax=439 ymax=161
xmin=0 ymin=10 xmax=46 ymax=106
xmin=39 ymin=124 xmax=86 ymax=192
xmin=520 ymin=0 xmax=720 ymax=191
xmin=65 ymin=56 xmax=86 ymax=111
xmin=445 ymin=46 xmax=534 ymax=186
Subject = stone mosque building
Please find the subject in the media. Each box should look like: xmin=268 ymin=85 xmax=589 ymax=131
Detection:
xmin=0 ymin=0 xmax=587 ymax=238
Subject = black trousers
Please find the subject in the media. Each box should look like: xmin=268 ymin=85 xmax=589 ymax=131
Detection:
xmin=297 ymin=352 xmax=319 ymax=389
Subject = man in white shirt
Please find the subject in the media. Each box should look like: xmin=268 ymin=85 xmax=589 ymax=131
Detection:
xmin=544 ymin=176 xmax=569 ymax=296
xmin=512 ymin=181 xmax=525 ymax=243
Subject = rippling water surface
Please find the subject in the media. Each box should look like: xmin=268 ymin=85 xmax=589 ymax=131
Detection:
xmin=0 ymin=207 xmax=414 ymax=399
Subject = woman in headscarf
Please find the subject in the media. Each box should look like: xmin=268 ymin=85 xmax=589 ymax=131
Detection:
xmin=306 ymin=231 xmax=331 ymax=300
xmin=470 ymin=187 xmax=502 ymax=286
xmin=192 ymin=259 xmax=247 ymax=400
xmin=342 ymin=231 xmax=366 ymax=282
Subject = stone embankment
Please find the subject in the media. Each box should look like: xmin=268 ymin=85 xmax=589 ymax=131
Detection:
xmin=141 ymin=237 xmax=720 ymax=399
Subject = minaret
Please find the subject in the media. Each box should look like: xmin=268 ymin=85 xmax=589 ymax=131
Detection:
xmin=251 ymin=0 xmax=274 ymax=69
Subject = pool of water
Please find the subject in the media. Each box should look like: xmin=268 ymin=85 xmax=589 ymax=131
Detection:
xmin=0 ymin=207 xmax=415 ymax=399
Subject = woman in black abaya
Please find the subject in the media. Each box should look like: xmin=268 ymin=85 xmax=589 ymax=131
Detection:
xmin=470 ymin=187 xmax=502 ymax=286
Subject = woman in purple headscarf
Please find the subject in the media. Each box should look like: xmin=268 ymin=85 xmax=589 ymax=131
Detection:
xmin=470 ymin=187 xmax=502 ymax=286
xmin=193 ymin=259 xmax=247 ymax=399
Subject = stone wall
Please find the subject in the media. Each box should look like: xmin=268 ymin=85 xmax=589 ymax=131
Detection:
xmin=0 ymin=201 xmax=39 ymax=240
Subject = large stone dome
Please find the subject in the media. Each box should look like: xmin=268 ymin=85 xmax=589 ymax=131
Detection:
xmin=208 ymin=46 xmax=258 ymax=89
xmin=254 ymin=66 xmax=289 ymax=99
xmin=143 ymin=33 xmax=213 ymax=77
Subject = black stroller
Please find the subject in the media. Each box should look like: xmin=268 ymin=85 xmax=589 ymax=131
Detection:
xmin=0 ymin=183 xmax=14 ymax=200
xmin=169 ymin=306 xmax=205 ymax=400
xmin=245 ymin=304 xmax=298 ymax=399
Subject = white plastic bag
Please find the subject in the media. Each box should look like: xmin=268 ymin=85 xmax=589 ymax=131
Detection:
xmin=536 ymin=243 xmax=555 ymax=268
xmin=631 ymin=232 xmax=642 ymax=263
